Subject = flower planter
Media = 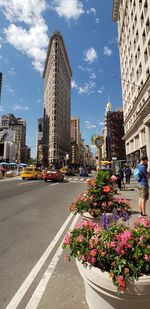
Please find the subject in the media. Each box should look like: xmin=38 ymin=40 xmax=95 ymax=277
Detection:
xmin=81 ymin=212 xmax=113 ymax=224
xmin=76 ymin=259 xmax=150 ymax=309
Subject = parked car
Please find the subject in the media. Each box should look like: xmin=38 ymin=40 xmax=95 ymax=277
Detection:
xmin=79 ymin=167 xmax=88 ymax=177
xmin=21 ymin=167 xmax=42 ymax=180
xmin=42 ymin=169 xmax=64 ymax=182
xmin=5 ymin=170 xmax=16 ymax=177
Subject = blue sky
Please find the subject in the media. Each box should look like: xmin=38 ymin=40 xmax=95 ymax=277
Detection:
xmin=0 ymin=0 xmax=122 ymax=157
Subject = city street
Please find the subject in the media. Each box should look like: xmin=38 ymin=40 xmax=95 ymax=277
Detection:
xmin=0 ymin=176 xmax=89 ymax=309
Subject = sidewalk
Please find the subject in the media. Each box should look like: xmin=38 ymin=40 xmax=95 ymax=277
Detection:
xmin=115 ymin=177 xmax=150 ymax=224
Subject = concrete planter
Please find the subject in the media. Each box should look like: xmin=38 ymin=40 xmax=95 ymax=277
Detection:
xmin=76 ymin=259 xmax=150 ymax=309
xmin=81 ymin=212 xmax=113 ymax=224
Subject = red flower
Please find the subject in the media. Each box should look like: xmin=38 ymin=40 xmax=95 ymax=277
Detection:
xmin=103 ymin=185 xmax=111 ymax=192
xmin=117 ymin=275 xmax=126 ymax=291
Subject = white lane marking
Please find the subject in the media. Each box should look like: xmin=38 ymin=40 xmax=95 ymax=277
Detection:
xmin=25 ymin=214 xmax=80 ymax=309
xmin=80 ymin=178 xmax=84 ymax=181
xmin=5 ymin=213 xmax=74 ymax=309
xmin=49 ymin=183 xmax=59 ymax=187
xmin=74 ymin=178 xmax=78 ymax=181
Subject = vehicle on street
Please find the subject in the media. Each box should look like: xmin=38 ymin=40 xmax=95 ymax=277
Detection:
xmin=65 ymin=168 xmax=76 ymax=176
xmin=79 ymin=167 xmax=88 ymax=177
xmin=21 ymin=167 xmax=42 ymax=180
xmin=5 ymin=170 xmax=16 ymax=177
xmin=42 ymin=169 xmax=64 ymax=182
xmin=60 ymin=166 xmax=68 ymax=175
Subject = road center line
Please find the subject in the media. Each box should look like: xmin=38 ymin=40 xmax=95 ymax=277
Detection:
xmin=25 ymin=214 xmax=80 ymax=309
xmin=5 ymin=213 xmax=75 ymax=309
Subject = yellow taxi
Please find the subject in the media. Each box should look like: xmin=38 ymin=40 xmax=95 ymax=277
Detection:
xmin=21 ymin=167 xmax=42 ymax=180
xmin=60 ymin=166 xmax=68 ymax=175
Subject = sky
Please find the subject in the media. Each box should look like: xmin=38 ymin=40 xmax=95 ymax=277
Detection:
xmin=0 ymin=0 xmax=123 ymax=158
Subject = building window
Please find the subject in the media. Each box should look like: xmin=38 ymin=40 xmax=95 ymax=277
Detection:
xmin=139 ymin=0 xmax=142 ymax=9
xmin=144 ymin=0 xmax=148 ymax=15
xmin=140 ymin=11 xmax=144 ymax=26
xmin=144 ymin=48 xmax=148 ymax=63
xmin=142 ymin=30 xmax=146 ymax=44
xmin=146 ymin=18 xmax=150 ymax=34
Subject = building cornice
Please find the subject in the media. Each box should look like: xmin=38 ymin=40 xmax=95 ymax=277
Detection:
xmin=112 ymin=0 xmax=120 ymax=21
xmin=43 ymin=31 xmax=72 ymax=79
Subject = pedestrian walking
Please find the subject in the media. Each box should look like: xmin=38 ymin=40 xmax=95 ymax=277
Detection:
xmin=116 ymin=172 xmax=122 ymax=190
xmin=137 ymin=155 xmax=150 ymax=217
xmin=125 ymin=166 xmax=132 ymax=184
xmin=1 ymin=165 xmax=6 ymax=177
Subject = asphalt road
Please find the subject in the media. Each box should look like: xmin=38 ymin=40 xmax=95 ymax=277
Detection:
xmin=0 ymin=177 xmax=89 ymax=309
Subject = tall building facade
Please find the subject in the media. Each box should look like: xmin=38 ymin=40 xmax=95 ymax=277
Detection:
xmin=0 ymin=114 xmax=26 ymax=162
xmin=71 ymin=117 xmax=80 ymax=165
xmin=112 ymin=0 xmax=150 ymax=164
xmin=106 ymin=110 xmax=126 ymax=161
xmin=36 ymin=118 xmax=43 ymax=164
xmin=102 ymin=100 xmax=112 ymax=160
xmin=43 ymin=31 xmax=72 ymax=165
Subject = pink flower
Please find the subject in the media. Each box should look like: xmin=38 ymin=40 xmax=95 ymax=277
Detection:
xmin=110 ymin=175 xmax=117 ymax=182
xmin=93 ymin=202 xmax=98 ymax=207
xmin=144 ymin=254 xmax=150 ymax=261
xmin=91 ymin=256 xmax=96 ymax=264
xmin=76 ymin=235 xmax=84 ymax=242
xmin=63 ymin=234 xmax=71 ymax=245
xmin=115 ymin=246 xmax=121 ymax=254
xmin=89 ymin=195 xmax=94 ymax=200
xmin=110 ymin=241 xmax=116 ymax=248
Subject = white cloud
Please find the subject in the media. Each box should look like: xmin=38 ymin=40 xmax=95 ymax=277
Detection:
xmin=98 ymin=86 xmax=104 ymax=94
xmin=85 ymin=121 xmax=96 ymax=129
xmin=108 ymin=36 xmax=118 ymax=44
xmin=0 ymin=0 xmax=48 ymax=73
xmin=86 ymin=8 xmax=96 ymax=15
xmin=78 ymin=65 xmax=92 ymax=73
xmin=95 ymin=17 xmax=99 ymax=23
xmin=13 ymin=104 xmax=29 ymax=111
xmin=71 ymin=79 xmax=96 ymax=95
xmin=90 ymin=73 xmax=96 ymax=79
xmin=97 ymin=121 xmax=104 ymax=126
xmin=0 ymin=0 xmax=46 ymax=24
xmin=78 ymin=81 xmax=96 ymax=94
xmin=51 ymin=0 xmax=84 ymax=20
xmin=71 ymin=80 xmax=78 ymax=89
xmin=84 ymin=47 xmax=97 ymax=64
xmin=103 ymin=46 xmax=113 ymax=56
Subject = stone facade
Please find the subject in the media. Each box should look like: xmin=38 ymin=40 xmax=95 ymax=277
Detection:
xmin=43 ymin=32 xmax=72 ymax=165
xmin=112 ymin=0 xmax=150 ymax=165
xmin=0 ymin=114 xmax=26 ymax=163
